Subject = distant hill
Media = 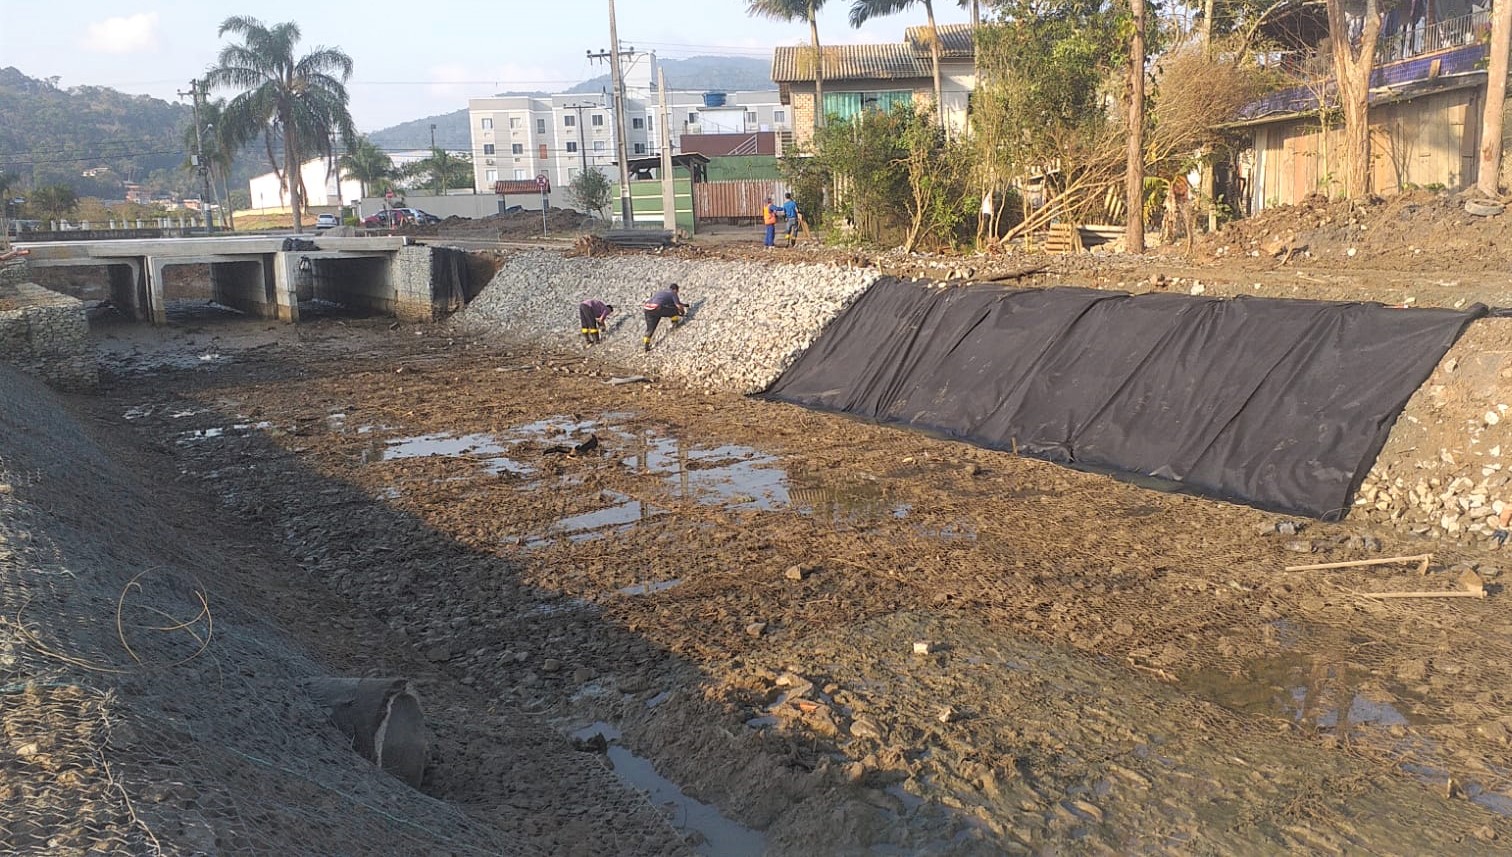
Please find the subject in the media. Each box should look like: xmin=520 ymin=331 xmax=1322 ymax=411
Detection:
xmin=0 ymin=67 xmax=266 ymax=199
xmin=567 ymin=56 xmax=774 ymax=95
xmin=366 ymin=56 xmax=776 ymax=152
xmin=367 ymin=108 xmax=481 ymax=153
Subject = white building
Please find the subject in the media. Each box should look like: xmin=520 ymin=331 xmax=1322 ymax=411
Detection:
xmin=467 ymin=57 xmax=789 ymax=193
xmin=248 ymin=158 xmax=365 ymax=211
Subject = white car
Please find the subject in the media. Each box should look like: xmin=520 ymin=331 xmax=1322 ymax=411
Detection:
xmin=315 ymin=213 xmax=341 ymax=229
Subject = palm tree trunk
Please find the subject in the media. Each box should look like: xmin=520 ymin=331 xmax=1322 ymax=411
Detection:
xmin=283 ymin=108 xmax=302 ymax=233
xmin=971 ymin=0 xmax=980 ymax=28
xmin=924 ymin=1 xmax=944 ymax=132
xmin=809 ymin=7 xmax=825 ymax=132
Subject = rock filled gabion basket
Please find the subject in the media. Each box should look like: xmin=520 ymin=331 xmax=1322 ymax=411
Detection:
xmin=456 ymin=251 xmax=880 ymax=394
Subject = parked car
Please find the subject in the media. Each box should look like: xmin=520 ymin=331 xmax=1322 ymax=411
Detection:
xmin=315 ymin=213 xmax=340 ymax=229
xmin=401 ymin=208 xmax=442 ymax=225
xmin=360 ymin=209 xmax=409 ymax=227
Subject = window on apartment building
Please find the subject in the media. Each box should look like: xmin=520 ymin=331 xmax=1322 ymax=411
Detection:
xmin=774 ymin=109 xmax=786 ymax=123
xmin=538 ymin=144 xmax=548 ymax=159
xmin=745 ymin=111 xmax=758 ymax=127
xmin=687 ymin=112 xmax=697 ymax=125
xmin=536 ymin=118 xmax=546 ymax=134
xmin=511 ymin=143 xmax=524 ymax=155
xmin=564 ymin=114 xmax=576 ymax=127
xmin=509 ymin=117 xmax=522 ymax=129
xmin=631 ymin=117 xmax=644 ymax=130
xmin=481 ymin=118 xmax=493 ymax=129
xmin=593 ymin=140 xmax=605 ymax=152
xmin=591 ymin=114 xmax=605 ymax=127
xmin=823 ymin=90 xmax=913 ymax=122
xmin=647 ymin=114 xmax=654 ymax=131
xmin=485 ymin=169 xmax=499 ymax=182
xmin=566 ymin=141 xmax=578 ymax=153
xmin=483 ymin=144 xmax=495 ymax=155
xmin=513 ymin=169 xmax=527 ymax=179
xmin=633 ymin=143 xmax=646 ymax=154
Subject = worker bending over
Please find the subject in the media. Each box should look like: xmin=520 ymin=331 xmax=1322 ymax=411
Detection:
xmin=641 ymin=284 xmax=687 ymax=351
xmin=578 ymin=299 xmax=614 ymax=345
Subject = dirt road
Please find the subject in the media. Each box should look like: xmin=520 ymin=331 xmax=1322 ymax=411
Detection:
xmin=66 ymin=305 xmax=1512 ymax=854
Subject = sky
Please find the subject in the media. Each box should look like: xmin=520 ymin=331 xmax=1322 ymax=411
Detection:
xmin=0 ymin=0 xmax=975 ymax=131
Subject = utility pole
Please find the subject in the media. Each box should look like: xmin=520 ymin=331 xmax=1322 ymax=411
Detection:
xmin=181 ymin=79 xmax=214 ymax=234
xmin=1480 ymin=0 xmax=1511 ymax=195
xmin=566 ymin=103 xmax=594 ymax=177
xmin=587 ymin=0 xmax=635 ymax=226
xmin=430 ymin=123 xmax=442 ymax=196
xmin=658 ymin=65 xmax=676 ymax=233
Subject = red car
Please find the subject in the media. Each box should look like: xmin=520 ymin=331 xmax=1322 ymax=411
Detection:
xmin=361 ymin=209 xmax=412 ymax=227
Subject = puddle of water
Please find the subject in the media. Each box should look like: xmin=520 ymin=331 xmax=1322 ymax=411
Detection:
xmin=571 ymin=722 xmax=767 ymax=857
xmin=383 ymin=432 xmax=507 ymax=461
xmin=175 ymin=421 xmax=276 ymax=444
xmin=380 ymin=431 xmax=534 ymax=476
xmin=619 ymin=579 xmax=683 ymax=597
xmin=624 ymin=436 xmax=790 ymax=510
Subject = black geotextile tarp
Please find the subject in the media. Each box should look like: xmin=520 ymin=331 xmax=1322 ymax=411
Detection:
xmin=763 ymin=278 xmax=1485 ymax=519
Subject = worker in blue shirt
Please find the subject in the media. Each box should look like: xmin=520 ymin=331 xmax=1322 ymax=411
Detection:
xmin=641 ymin=284 xmax=687 ymax=351
xmin=782 ymin=192 xmax=800 ymax=247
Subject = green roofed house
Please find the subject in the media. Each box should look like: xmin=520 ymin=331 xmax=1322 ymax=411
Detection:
xmin=771 ymin=23 xmax=976 ymax=149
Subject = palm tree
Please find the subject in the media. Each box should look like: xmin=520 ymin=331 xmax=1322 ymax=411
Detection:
xmin=182 ymin=92 xmax=240 ymax=229
xmin=401 ymin=148 xmax=473 ymax=196
xmin=959 ymin=0 xmax=979 ymax=28
xmin=338 ymin=136 xmax=394 ymax=198
xmin=748 ymin=0 xmax=829 ymax=132
xmin=850 ymin=0 xmax=943 ymax=130
xmin=206 ymin=16 xmax=355 ymax=233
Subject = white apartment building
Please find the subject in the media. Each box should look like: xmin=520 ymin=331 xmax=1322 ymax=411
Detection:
xmin=468 ymin=59 xmax=788 ymax=193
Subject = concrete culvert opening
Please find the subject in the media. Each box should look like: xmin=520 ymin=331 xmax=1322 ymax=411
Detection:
xmin=306 ymin=677 xmax=429 ymax=788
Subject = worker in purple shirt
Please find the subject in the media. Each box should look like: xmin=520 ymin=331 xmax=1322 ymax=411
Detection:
xmin=578 ymin=299 xmax=613 ymax=345
xmin=641 ymin=284 xmax=687 ymax=351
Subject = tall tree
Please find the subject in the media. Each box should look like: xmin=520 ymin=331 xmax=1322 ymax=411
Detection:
xmin=401 ymin=148 xmax=473 ymax=195
xmin=1127 ymin=0 xmax=1147 ymax=252
xmin=850 ymin=0 xmax=945 ymax=130
xmin=339 ymin=136 xmax=394 ymax=198
xmin=206 ymin=16 xmax=355 ymax=233
xmin=1480 ymin=0 xmax=1511 ymax=195
xmin=1325 ymin=0 xmax=1383 ymax=198
xmin=748 ymin=0 xmax=829 ymax=132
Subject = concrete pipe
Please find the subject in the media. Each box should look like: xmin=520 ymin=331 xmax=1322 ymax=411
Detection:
xmin=306 ymin=677 xmax=427 ymax=788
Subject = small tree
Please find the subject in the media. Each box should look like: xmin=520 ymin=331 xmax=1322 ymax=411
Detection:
xmin=569 ymin=168 xmax=614 ymax=218
xmin=30 ymin=185 xmax=78 ymax=225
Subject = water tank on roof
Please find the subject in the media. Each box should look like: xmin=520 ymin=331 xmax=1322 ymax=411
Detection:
xmin=702 ymin=91 xmax=727 ymax=108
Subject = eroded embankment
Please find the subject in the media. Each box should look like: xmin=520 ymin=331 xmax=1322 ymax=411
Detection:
xmin=455 ymin=250 xmax=878 ymax=394
xmin=0 ymin=365 xmax=685 ymax=856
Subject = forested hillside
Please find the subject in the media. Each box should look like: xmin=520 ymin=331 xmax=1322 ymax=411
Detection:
xmin=0 ymin=67 xmax=260 ymax=198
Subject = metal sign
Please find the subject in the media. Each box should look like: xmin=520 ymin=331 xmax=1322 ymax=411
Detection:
xmin=385 ymin=190 xmax=395 ymax=199
xmin=536 ymin=174 xmax=550 ymax=193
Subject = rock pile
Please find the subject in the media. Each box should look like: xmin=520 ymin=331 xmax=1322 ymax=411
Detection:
xmin=456 ymin=251 xmax=879 ymax=394
xmin=1353 ymin=320 xmax=1512 ymax=547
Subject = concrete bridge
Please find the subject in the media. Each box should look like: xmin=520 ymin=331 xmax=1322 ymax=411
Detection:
xmin=15 ymin=235 xmax=456 ymax=324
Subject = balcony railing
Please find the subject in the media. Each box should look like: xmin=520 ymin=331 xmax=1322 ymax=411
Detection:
xmin=1377 ymin=10 xmax=1490 ymax=64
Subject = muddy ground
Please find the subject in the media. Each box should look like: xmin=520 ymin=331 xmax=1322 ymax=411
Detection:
xmin=64 ymin=302 xmax=1512 ymax=855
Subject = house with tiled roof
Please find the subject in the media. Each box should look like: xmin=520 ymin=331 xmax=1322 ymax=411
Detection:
xmin=771 ymin=23 xmax=976 ymax=147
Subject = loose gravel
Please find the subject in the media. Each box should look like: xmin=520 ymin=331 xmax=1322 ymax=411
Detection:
xmin=456 ymin=251 xmax=879 ymax=394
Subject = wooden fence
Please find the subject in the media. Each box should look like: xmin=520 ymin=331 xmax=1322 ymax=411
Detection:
xmin=694 ymin=180 xmax=789 ymax=224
